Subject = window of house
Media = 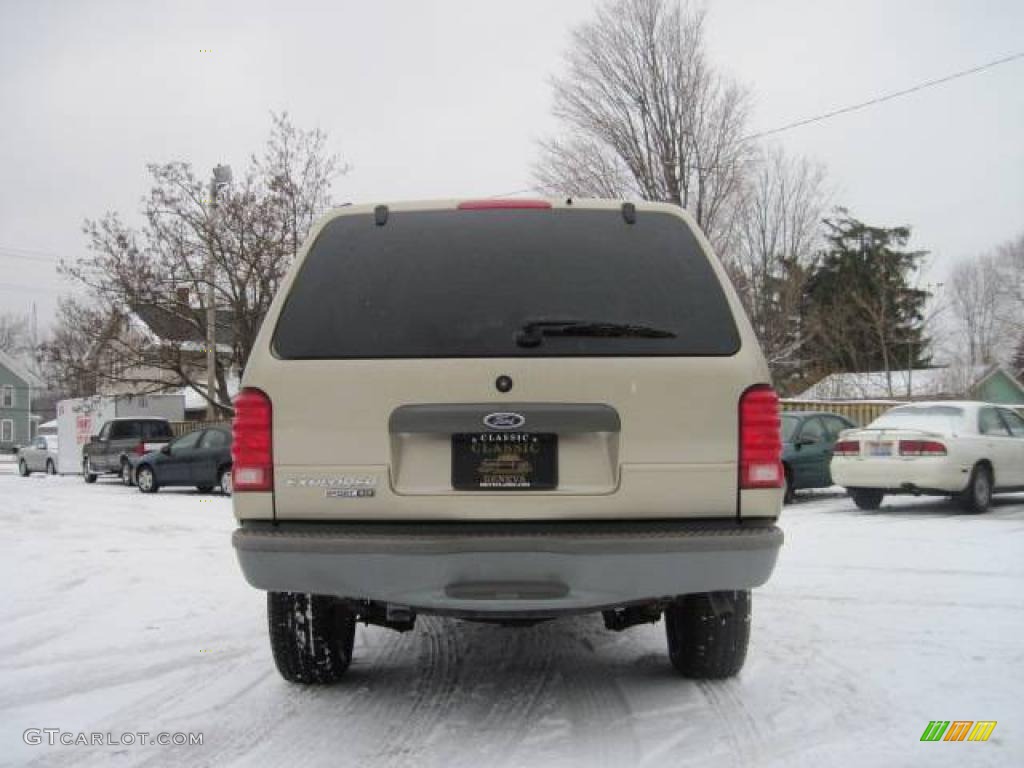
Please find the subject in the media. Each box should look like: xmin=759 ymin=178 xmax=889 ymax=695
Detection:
xmin=1 ymin=419 xmax=12 ymax=443
xmin=1 ymin=385 xmax=13 ymax=408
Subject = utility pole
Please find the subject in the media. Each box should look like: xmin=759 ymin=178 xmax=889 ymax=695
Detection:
xmin=207 ymin=164 xmax=232 ymax=421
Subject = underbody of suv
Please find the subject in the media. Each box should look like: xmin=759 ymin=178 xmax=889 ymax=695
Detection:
xmin=231 ymin=199 xmax=784 ymax=683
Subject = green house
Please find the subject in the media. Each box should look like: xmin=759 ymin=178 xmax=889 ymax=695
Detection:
xmin=0 ymin=349 xmax=38 ymax=452
xmin=971 ymin=366 xmax=1024 ymax=406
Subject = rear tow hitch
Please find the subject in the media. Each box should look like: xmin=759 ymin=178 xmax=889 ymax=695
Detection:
xmin=353 ymin=601 xmax=417 ymax=633
xmin=602 ymin=603 xmax=664 ymax=632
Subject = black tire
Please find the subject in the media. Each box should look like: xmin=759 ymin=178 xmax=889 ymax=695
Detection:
xmin=136 ymin=465 xmax=159 ymax=494
xmin=268 ymin=592 xmax=356 ymax=684
xmin=121 ymin=460 xmax=134 ymax=486
xmin=196 ymin=485 xmax=214 ymax=493
xmin=18 ymin=459 xmax=30 ymax=477
xmin=83 ymin=458 xmax=97 ymax=484
xmin=46 ymin=459 xmax=56 ymax=475
xmin=958 ymin=464 xmax=992 ymax=514
xmin=849 ymin=488 xmax=884 ymax=510
xmin=782 ymin=465 xmax=795 ymax=504
xmin=665 ymin=590 xmax=750 ymax=679
xmin=219 ymin=467 xmax=232 ymax=496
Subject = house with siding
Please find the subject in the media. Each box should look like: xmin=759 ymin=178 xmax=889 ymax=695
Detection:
xmin=797 ymin=364 xmax=1024 ymax=406
xmin=0 ymin=349 xmax=39 ymax=452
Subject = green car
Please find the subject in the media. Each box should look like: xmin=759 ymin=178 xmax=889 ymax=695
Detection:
xmin=781 ymin=411 xmax=857 ymax=503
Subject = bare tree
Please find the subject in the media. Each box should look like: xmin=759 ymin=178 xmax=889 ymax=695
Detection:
xmin=38 ymin=298 xmax=116 ymax=397
xmin=534 ymin=0 xmax=752 ymax=253
xmin=46 ymin=113 xmax=345 ymax=412
xmin=729 ymin=146 xmax=828 ymax=383
xmin=947 ymin=254 xmax=1008 ymax=368
xmin=935 ymin=232 xmax=1024 ymax=376
xmin=995 ymin=232 xmax=1024 ymax=341
xmin=0 ymin=312 xmax=30 ymax=356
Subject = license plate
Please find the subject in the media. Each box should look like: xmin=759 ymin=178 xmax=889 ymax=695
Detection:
xmin=867 ymin=441 xmax=893 ymax=457
xmin=451 ymin=433 xmax=557 ymax=491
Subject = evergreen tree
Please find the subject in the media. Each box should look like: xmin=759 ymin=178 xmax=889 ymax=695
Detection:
xmin=802 ymin=210 xmax=930 ymax=387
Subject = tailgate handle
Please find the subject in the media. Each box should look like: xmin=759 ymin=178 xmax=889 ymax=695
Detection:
xmin=390 ymin=403 xmax=620 ymax=435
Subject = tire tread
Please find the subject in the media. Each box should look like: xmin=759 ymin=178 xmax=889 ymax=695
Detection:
xmin=267 ymin=592 xmax=355 ymax=684
xmin=665 ymin=590 xmax=750 ymax=679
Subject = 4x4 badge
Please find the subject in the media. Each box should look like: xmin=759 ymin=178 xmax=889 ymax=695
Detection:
xmin=483 ymin=412 xmax=526 ymax=430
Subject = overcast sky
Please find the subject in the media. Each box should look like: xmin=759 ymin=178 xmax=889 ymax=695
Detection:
xmin=1 ymin=0 xmax=1022 ymax=329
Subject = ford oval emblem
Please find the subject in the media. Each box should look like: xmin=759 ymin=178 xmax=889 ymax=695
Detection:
xmin=483 ymin=412 xmax=526 ymax=430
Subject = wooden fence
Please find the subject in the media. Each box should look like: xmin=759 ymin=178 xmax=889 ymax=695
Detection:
xmin=171 ymin=419 xmax=231 ymax=437
xmin=780 ymin=399 xmax=905 ymax=427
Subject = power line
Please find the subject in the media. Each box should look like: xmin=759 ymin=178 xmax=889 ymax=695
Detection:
xmin=744 ymin=50 xmax=1024 ymax=141
xmin=488 ymin=185 xmax=543 ymax=198
xmin=0 ymin=251 xmax=61 ymax=264
xmin=0 ymin=282 xmax=65 ymax=295
xmin=491 ymin=50 xmax=1024 ymax=197
xmin=0 ymin=245 xmax=60 ymax=260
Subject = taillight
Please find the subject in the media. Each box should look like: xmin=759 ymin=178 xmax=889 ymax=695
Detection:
xmin=834 ymin=440 xmax=860 ymax=456
xmin=899 ymin=439 xmax=947 ymax=456
xmin=739 ymin=385 xmax=783 ymax=489
xmin=457 ymin=199 xmax=552 ymax=210
xmin=232 ymin=388 xmax=273 ymax=492
xmin=132 ymin=442 xmax=146 ymax=456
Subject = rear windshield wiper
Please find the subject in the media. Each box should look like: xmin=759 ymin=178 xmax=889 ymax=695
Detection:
xmin=515 ymin=320 xmax=676 ymax=348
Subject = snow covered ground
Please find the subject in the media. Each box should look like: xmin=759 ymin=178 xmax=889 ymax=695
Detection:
xmin=1 ymin=464 xmax=1022 ymax=767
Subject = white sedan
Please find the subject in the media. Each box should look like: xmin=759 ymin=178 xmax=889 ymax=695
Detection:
xmin=17 ymin=435 xmax=59 ymax=476
xmin=830 ymin=401 xmax=1024 ymax=512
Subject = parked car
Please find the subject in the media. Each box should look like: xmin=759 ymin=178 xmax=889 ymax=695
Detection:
xmin=134 ymin=426 xmax=232 ymax=495
xmin=780 ymin=411 xmax=857 ymax=502
xmin=231 ymin=198 xmax=784 ymax=684
xmin=831 ymin=401 xmax=1024 ymax=512
xmin=17 ymin=435 xmax=59 ymax=476
xmin=82 ymin=418 xmax=174 ymax=484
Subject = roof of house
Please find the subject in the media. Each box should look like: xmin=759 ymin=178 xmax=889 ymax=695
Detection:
xmin=797 ymin=365 xmax=994 ymax=401
xmin=177 ymin=374 xmax=241 ymax=412
xmin=131 ymin=305 xmax=235 ymax=346
xmin=0 ymin=348 xmax=42 ymax=388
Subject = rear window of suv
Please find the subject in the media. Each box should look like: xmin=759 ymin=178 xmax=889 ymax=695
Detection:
xmin=143 ymin=421 xmax=172 ymax=439
xmin=109 ymin=420 xmax=172 ymax=439
xmin=272 ymin=208 xmax=741 ymax=358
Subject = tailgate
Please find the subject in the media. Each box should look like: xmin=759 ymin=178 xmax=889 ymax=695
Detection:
xmin=263 ymin=356 xmax=758 ymax=521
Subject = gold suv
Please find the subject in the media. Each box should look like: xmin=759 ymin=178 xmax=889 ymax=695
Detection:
xmin=231 ymin=198 xmax=783 ymax=683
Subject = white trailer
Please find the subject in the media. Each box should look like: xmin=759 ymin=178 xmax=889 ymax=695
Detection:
xmin=56 ymin=394 xmax=186 ymax=474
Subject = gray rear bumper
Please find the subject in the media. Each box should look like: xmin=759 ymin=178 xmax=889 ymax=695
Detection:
xmin=232 ymin=519 xmax=783 ymax=617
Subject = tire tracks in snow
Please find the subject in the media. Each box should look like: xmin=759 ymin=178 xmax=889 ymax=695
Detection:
xmin=458 ymin=623 xmax=558 ymax=766
xmin=695 ymin=679 xmax=765 ymax=766
xmin=554 ymin=618 xmax=641 ymax=767
xmin=120 ymin=626 xmax=416 ymax=768
xmin=372 ymin=616 xmax=465 ymax=767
